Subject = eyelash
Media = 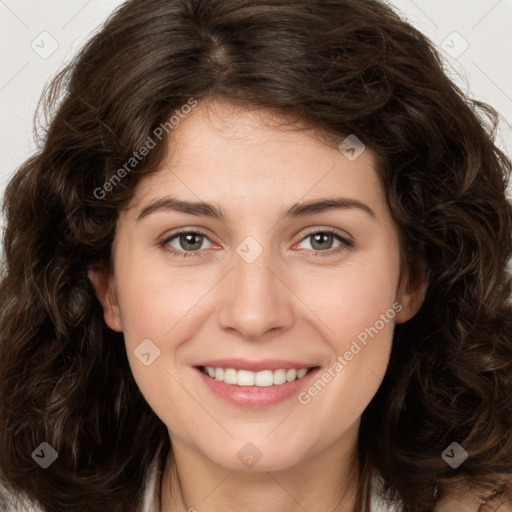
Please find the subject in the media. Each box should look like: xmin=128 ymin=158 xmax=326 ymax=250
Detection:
xmin=159 ymin=228 xmax=353 ymax=258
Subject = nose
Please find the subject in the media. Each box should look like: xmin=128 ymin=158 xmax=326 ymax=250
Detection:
xmin=216 ymin=242 xmax=294 ymax=341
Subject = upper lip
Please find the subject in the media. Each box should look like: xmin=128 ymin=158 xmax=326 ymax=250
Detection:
xmin=195 ymin=358 xmax=319 ymax=372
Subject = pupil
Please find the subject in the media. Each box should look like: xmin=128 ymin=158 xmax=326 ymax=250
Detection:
xmin=182 ymin=233 xmax=202 ymax=250
xmin=312 ymin=233 xmax=332 ymax=250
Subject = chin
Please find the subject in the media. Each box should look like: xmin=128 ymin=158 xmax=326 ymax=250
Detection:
xmin=204 ymin=442 xmax=308 ymax=472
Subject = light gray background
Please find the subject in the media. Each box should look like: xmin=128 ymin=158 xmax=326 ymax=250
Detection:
xmin=1 ymin=0 xmax=511 ymax=225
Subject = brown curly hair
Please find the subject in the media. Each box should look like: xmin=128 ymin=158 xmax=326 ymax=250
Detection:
xmin=1 ymin=0 xmax=511 ymax=511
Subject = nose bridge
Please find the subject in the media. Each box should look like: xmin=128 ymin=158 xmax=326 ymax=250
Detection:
xmin=216 ymin=235 xmax=293 ymax=339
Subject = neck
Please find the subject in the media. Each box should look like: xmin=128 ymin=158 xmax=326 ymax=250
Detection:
xmin=159 ymin=426 xmax=362 ymax=512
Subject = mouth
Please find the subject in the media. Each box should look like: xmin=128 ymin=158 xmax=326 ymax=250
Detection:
xmin=193 ymin=364 xmax=321 ymax=408
xmin=197 ymin=365 xmax=318 ymax=387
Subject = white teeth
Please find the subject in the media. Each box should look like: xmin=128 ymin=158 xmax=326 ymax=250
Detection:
xmin=237 ymin=370 xmax=255 ymax=386
xmin=224 ymin=368 xmax=237 ymax=385
xmin=297 ymin=368 xmax=308 ymax=379
xmin=254 ymin=370 xmax=274 ymax=387
xmin=286 ymin=369 xmax=297 ymax=382
xmin=273 ymin=369 xmax=287 ymax=385
xmin=202 ymin=366 xmax=313 ymax=386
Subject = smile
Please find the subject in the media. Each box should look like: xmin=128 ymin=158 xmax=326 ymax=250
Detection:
xmin=194 ymin=364 xmax=321 ymax=408
xmin=200 ymin=366 xmax=314 ymax=387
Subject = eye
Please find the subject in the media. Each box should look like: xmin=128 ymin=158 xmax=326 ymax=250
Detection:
xmin=294 ymin=229 xmax=353 ymax=256
xmin=160 ymin=229 xmax=214 ymax=257
xmin=159 ymin=228 xmax=353 ymax=258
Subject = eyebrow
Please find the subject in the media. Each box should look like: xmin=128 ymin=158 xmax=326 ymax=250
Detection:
xmin=136 ymin=195 xmax=376 ymax=222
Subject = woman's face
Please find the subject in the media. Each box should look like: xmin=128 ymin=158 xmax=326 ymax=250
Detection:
xmin=90 ymin=99 xmax=423 ymax=472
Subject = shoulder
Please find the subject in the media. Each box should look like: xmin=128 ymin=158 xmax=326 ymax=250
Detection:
xmin=370 ymin=474 xmax=400 ymax=512
xmin=436 ymin=489 xmax=512 ymax=512
xmin=370 ymin=474 xmax=512 ymax=512
xmin=0 ymin=485 xmax=43 ymax=512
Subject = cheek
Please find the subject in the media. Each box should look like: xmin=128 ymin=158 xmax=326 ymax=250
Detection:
xmin=296 ymin=250 xmax=400 ymax=348
xmin=113 ymin=261 xmax=219 ymax=409
xmin=115 ymin=259 xmax=212 ymax=346
xmin=291 ymin=245 xmax=400 ymax=412
xmin=114 ymin=266 xmax=200 ymax=422
xmin=294 ymin=272 xmax=397 ymax=439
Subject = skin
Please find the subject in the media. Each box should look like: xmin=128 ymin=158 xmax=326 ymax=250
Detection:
xmin=89 ymin=98 xmax=426 ymax=512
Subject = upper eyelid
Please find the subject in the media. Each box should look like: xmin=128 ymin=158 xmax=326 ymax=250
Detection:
xmin=296 ymin=226 xmax=352 ymax=242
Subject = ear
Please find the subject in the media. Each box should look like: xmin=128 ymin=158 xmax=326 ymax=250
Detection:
xmin=394 ymin=267 xmax=428 ymax=325
xmin=88 ymin=266 xmax=123 ymax=332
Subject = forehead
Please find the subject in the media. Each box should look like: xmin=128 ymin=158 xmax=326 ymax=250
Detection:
xmin=127 ymin=99 xmax=383 ymax=216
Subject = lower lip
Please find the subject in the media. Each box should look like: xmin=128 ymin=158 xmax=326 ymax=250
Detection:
xmin=194 ymin=367 xmax=320 ymax=408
